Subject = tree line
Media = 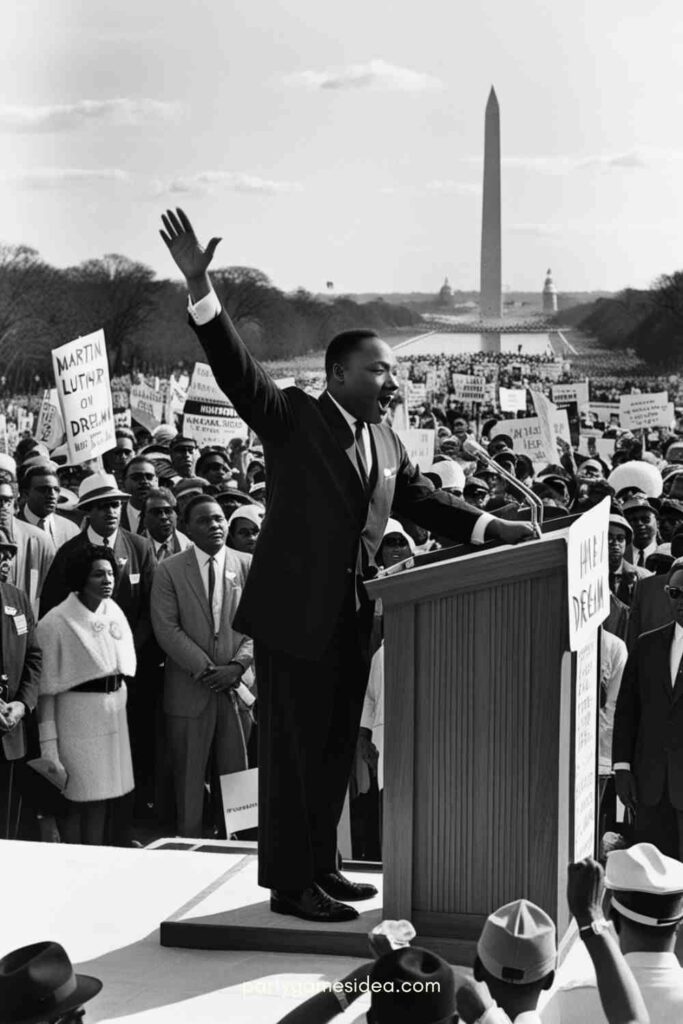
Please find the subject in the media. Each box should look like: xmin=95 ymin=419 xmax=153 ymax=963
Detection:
xmin=0 ymin=243 xmax=421 ymax=390
xmin=560 ymin=272 xmax=683 ymax=368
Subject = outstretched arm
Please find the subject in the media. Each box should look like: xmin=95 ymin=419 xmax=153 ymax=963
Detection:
xmin=160 ymin=208 xmax=294 ymax=441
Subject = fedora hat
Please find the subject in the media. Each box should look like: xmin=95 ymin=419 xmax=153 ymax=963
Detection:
xmin=0 ymin=941 xmax=101 ymax=1024
xmin=76 ymin=471 xmax=129 ymax=510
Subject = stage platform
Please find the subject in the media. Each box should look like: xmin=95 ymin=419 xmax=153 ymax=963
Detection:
xmin=2 ymin=838 xmax=626 ymax=1024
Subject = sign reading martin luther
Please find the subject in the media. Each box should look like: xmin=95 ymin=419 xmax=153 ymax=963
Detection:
xmin=51 ymin=329 xmax=115 ymax=465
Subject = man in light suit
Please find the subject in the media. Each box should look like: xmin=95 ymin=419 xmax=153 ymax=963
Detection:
xmin=614 ymin=557 xmax=683 ymax=858
xmin=16 ymin=467 xmax=80 ymax=550
xmin=0 ymin=528 xmax=42 ymax=839
xmin=0 ymin=480 xmax=54 ymax=617
xmin=151 ymin=494 xmax=254 ymax=838
xmin=160 ymin=208 xmax=534 ymax=921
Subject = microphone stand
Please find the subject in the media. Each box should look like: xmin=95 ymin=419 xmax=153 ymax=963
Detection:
xmin=462 ymin=439 xmax=544 ymax=538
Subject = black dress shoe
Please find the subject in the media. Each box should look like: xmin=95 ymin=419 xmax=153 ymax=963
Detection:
xmin=270 ymin=884 xmax=358 ymax=922
xmin=315 ymin=870 xmax=378 ymax=902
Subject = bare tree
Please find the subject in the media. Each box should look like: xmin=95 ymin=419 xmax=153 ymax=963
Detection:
xmin=0 ymin=244 xmax=61 ymax=388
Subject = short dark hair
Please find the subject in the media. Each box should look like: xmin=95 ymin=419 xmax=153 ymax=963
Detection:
xmin=666 ymin=557 xmax=683 ymax=584
xmin=124 ymin=456 xmax=156 ymax=479
xmin=19 ymin=466 xmax=59 ymax=493
xmin=183 ymin=493 xmax=223 ymax=524
xmin=141 ymin=487 xmax=177 ymax=514
xmin=585 ymin=479 xmax=614 ymax=500
xmin=64 ymin=544 xmax=118 ymax=594
xmin=324 ymin=329 xmax=380 ymax=378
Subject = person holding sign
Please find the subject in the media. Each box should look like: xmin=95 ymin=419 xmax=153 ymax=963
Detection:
xmin=160 ymin=208 xmax=536 ymax=923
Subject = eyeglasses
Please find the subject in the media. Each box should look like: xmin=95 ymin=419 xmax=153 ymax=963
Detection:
xmin=0 ymin=549 xmax=15 ymax=561
xmin=147 ymin=507 xmax=174 ymax=517
xmin=128 ymin=472 xmax=156 ymax=482
xmin=666 ymin=586 xmax=683 ymax=600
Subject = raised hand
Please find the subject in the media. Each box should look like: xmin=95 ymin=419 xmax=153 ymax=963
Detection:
xmin=159 ymin=208 xmax=221 ymax=290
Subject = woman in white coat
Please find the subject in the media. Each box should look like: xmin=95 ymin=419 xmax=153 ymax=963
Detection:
xmin=35 ymin=544 xmax=136 ymax=845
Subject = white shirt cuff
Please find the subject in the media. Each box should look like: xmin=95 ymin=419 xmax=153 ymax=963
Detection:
xmin=613 ymin=762 xmax=631 ymax=771
xmin=470 ymin=512 xmax=494 ymax=545
xmin=188 ymin=288 xmax=221 ymax=325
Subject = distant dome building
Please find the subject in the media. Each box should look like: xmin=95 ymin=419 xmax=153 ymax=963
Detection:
xmin=542 ymin=268 xmax=558 ymax=314
xmin=438 ymin=276 xmax=454 ymax=307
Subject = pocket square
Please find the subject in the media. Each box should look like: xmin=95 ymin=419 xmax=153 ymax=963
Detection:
xmin=225 ymin=571 xmax=237 ymax=580
xmin=384 ymin=467 xmax=397 ymax=478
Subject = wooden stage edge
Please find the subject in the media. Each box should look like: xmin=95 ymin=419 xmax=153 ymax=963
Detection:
xmin=157 ymin=847 xmax=576 ymax=966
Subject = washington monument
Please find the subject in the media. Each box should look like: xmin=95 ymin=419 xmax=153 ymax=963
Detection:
xmin=480 ymin=86 xmax=502 ymax=319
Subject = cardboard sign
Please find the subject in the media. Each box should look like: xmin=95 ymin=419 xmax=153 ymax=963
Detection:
xmin=574 ymin=634 xmax=598 ymax=860
xmin=619 ymin=392 xmax=673 ymax=430
xmin=114 ymin=410 xmax=132 ymax=428
xmin=406 ymin=383 xmax=427 ymax=409
xmin=220 ymin=768 xmax=258 ymax=835
xmin=395 ymin=429 xmax=436 ymax=470
xmin=586 ymin=402 xmax=620 ymax=427
xmin=130 ymin=383 xmax=165 ymax=433
xmin=451 ymin=373 xmax=486 ymax=403
xmin=499 ymin=387 xmax=527 ymax=413
xmin=491 ymin=411 xmax=570 ymax=462
xmin=552 ymin=381 xmax=589 ymax=409
xmin=51 ymin=329 xmax=115 ymax=464
xmin=566 ymin=498 xmax=609 ymax=652
xmin=0 ymin=414 xmax=7 ymax=454
xmin=36 ymin=389 xmax=65 ymax=451
xmin=182 ymin=361 xmax=248 ymax=446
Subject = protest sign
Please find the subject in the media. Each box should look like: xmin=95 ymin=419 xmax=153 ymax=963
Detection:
xmin=51 ymin=329 xmax=115 ymax=464
xmin=578 ymin=436 xmax=616 ymax=462
xmin=0 ymin=415 xmax=7 ymax=454
xmin=451 ymin=373 xmax=486 ymax=403
xmin=36 ymin=389 xmax=64 ymax=450
xmin=130 ymin=383 xmax=165 ymax=433
xmin=530 ymin=390 xmax=567 ymax=463
xmin=395 ymin=429 xmax=435 ymax=470
xmin=406 ymin=383 xmax=427 ymax=409
xmin=491 ymin=410 xmax=570 ymax=461
xmin=619 ymin=392 xmax=674 ymax=430
xmin=220 ymin=768 xmax=258 ymax=834
xmin=114 ymin=410 xmax=132 ymax=428
xmin=566 ymin=497 xmax=609 ymax=651
xmin=586 ymin=402 xmax=620 ymax=428
xmin=573 ymin=635 xmax=598 ymax=860
xmin=552 ymin=380 xmax=589 ymax=409
xmin=182 ymin=361 xmax=248 ymax=446
xmin=499 ymin=387 xmax=527 ymax=413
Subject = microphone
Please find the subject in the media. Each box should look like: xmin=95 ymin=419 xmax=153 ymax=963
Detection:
xmin=462 ymin=439 xmax=544 ymax=529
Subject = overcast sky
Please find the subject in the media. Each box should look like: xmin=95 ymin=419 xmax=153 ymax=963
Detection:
xmin=2 ymin=0 xmax=683 ymax=294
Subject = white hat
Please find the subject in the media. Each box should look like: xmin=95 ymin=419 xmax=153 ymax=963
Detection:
xmin=426 ymin=460 xmax=466 ymax=492
xmin=477 ymin=899 xmax=557 ymax=985
xmin=608 ymin=460 xmax=663 ymax=498
xmin=605 ymin=842 xmax=683 ymax=926
xmin=77 ymin=471 xmax=129 ymax=509
xmin=382 ymin=518 xmax=416 ymax=553
xmin=0 ymin=454 xmax=16 ymax=479
xmin=227 ymin=504 xmax=264 ymax=530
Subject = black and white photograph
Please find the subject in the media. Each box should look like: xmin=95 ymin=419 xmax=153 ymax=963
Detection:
xmin=2 ymin=2 xmax=683 ymax=1022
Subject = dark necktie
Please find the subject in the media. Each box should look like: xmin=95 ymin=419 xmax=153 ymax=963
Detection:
xmin=637 ymin=548 xmax=645 ymax=567
xmin=157 ymin=542 xmax=168 ymax=561
xmin=354 ymin=420 xmax=369 ymax=490
xmin=208 ymin=556 xmax=216 ymax=609
xmin=102 ymin=536 xmax=110 ymax=547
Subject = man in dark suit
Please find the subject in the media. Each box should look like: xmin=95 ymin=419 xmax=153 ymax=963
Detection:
xmin=160 ymin=208 xmax=535 ymax=922
xmin=614 ymin=558 xmax=683 ymax=858
xmin=120 ymin=456 xmax=158 ymax=535
xmin=0 ymin=528 xmax=42 ymax=839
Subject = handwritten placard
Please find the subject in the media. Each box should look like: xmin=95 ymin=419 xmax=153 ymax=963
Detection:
xmin=566 ymin=498 xmax=609 ymax=651
xmin=51 ymin=329 xmax=115 ymax=464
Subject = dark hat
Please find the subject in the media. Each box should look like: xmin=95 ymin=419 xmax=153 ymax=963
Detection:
xmin=0 ymin=941 xmax=102 ymax=1024
xmin=464 ymin=477 xmax=490 ymax=494
xmin=659 ymin=498 xmax=683 ymax=519
xmin=489 ymin=433 xmax=514 ymax=452
xmin=368 ymin=947 xmax=456 ymax=1024
xmin=623 ymin=495 xmax=658 ymax=518
xmin=174 ymin=476 xmax=210 ymax=498
xmin=214 ymin=487 xmax=254 ymax=506
xmin=169 ymin=434 xmax=198 ymax=451
xmin=493 ymin=447 xmax=517 ymax=467
xmin=196 ymin=447 xmax=230 ymax=475
xmin=606 ymin=842 xmax=683 ymax=927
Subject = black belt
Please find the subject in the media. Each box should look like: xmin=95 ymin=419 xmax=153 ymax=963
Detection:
xmin=71 ymin=675 xmax=123 ymax=694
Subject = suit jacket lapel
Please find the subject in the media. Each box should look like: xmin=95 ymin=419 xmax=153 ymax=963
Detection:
xmin=660 ymin=623 xmax=678 ymax=703
xmin=669 ymin=625 xmax=683 ymax=704
xmin=184 ymin=549 xmax=214 ymax=630
xmin=318 ymin=393 xmax=368 ymax=509
xmin=0 ymin=584 xmax=8 ymax=684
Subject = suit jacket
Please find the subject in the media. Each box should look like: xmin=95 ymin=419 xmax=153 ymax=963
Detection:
xmin=39 ymin=528 xmax=155 ymax=649
xmin=0 ymin=582 xmax=41 ymax=760
xmin=611 ymin=559 xmax=651 ymax=608
xmin=141 ymin=528 xmax=191 ymax=557
xmin=613 ymin=622 xmax=683 ymax=808
xmin=191 ymin=311 xmax=484 ymax=659
xmin=627 ymin=574 xmax=673 ymax=649
xmin=3 ymin=518 xmax=55 ymax=617
xmin=16 ymin=508 xmax=81 ymax=550
xmin=150 ymin=546 xmax=254 ymax=718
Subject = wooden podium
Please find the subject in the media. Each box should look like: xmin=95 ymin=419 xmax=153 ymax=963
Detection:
xmin=365 ymin=524 xmax=593 ymax=965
